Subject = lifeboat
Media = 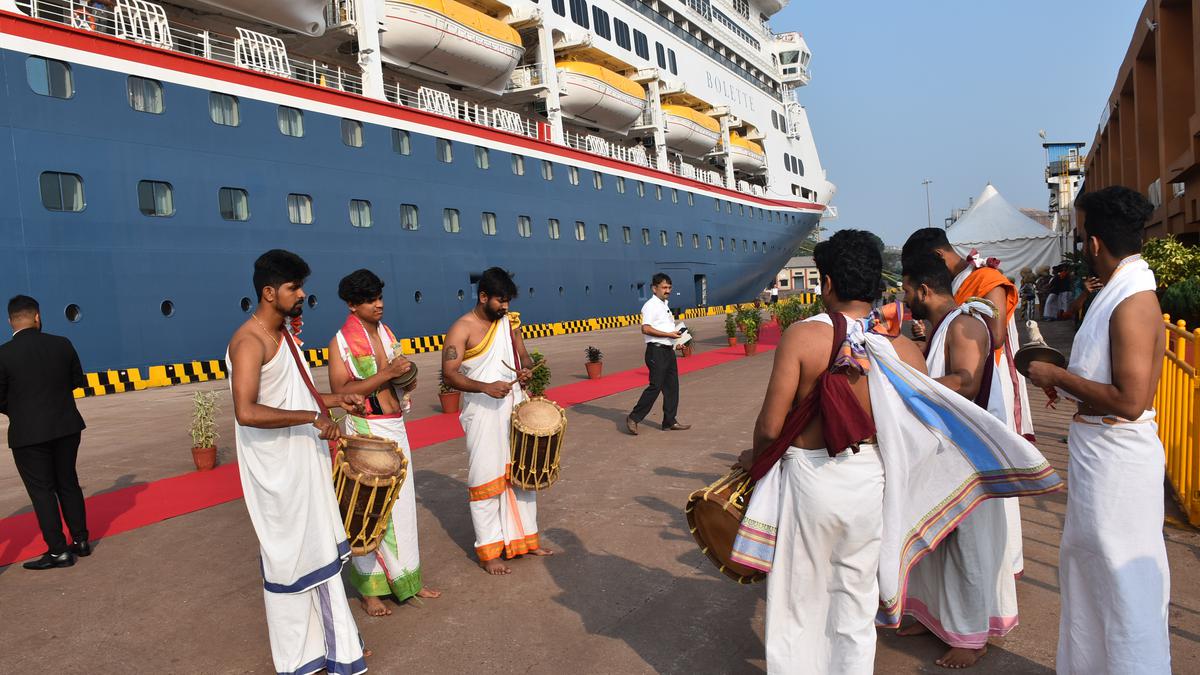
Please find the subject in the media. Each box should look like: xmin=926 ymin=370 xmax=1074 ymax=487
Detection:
xmin=556 ymin=62 xmax=646 ymax=133
xmin=382 ymin=0 xmax=524 ymax=94
xmin=724 ymin=132 xmax=766 ymax=172
xmin=194 ymin=1 xmax=328 ymax=36
xmin=662 ymin=104 xmax=720 ymax=157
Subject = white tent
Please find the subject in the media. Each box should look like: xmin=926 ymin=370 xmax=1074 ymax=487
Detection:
xmin=947 ymin=184 xmax=1061 ymax=276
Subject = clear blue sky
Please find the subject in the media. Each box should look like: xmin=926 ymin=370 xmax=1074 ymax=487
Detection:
xmin=773 ymin=1 xmax=1144 ymax=245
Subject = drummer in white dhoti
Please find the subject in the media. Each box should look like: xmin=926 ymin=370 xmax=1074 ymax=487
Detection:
xmin=1026 ymin=186 xmax=1171 ymax=675
xmin=442 ymin=267 xmax=554 ymax=575
xmin=896 ymin=250 xmax=1020 ymax=669
xmin=327 ymin=269 xmax=442 ymax=617
xmin=226 ymin=250 xmax=370 ymax=674
xmin=732 ymin=231 xmax=1061 ymax=674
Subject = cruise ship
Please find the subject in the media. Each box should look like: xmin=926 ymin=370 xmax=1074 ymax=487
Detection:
xmin=0 ymin=0 xmax=832 ymax=371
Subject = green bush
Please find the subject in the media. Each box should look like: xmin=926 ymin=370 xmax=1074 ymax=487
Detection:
xmin=1162 ymin=276 xmax=1200 ymax=331
xmin=768 ymin=296 xmax=825 ymax=330
xmin=737 ymin=307 xmax=763 ymax=345
xmin=724 ymin=312 xmax=737 ymax=338
xmin=1143 ymin=235 xmax=1200 ymax=288
xmin=525 ymin=350 xmax=550 ymax=397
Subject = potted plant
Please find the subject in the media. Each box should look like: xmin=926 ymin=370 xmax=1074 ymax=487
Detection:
xmin=678 ymin=340 xmax=694 ymax=358
xmin=584 ymin=345 xmax=604 ymax=379
xmin=189 ymin=391 xmax=219 ymax=471
xmin=525 ymin=351 xmax=551 ymax=398
xmin=438 ymin=371 xmax=460 ymax=414
xmin=739 ymin=309 xmax=761 ymax=356
xmin=724 ymin=312 xmax=738 ymax=346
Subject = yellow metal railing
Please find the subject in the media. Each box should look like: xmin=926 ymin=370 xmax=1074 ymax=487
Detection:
xmin=1157 ymin=315 xmax=1200 ymax=526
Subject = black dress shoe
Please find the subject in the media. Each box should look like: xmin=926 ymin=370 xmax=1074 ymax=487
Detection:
xmin=72 ymin=540 xmax=92 ymax=557
xmin=23 ymin=551 xmax=76 ymax=570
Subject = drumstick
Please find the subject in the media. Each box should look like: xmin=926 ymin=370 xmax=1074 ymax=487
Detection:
xmin=502 ymin=360 xmax=547 ymax=374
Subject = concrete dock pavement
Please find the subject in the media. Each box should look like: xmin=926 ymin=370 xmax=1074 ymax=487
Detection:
xmin=1 ymin=314 xmax=1198 ymax=673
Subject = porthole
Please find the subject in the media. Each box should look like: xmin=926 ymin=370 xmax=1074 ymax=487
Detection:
xmin=240 ymin=297 xmax=252 ymax=313
xmin=457 ymin=289 xmax=465 ymax=301
xmin=414 ymin=291 xmax=423 ymax=303
xmin=160 ymin=300 xmax=175 ymax=317
xmin=307 ymin=295 xmax=318 ymax=308
xmin=64 ymin=304 xmax=81 ymax=322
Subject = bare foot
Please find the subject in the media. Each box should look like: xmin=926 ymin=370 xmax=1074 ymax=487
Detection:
xmin=363 ymin=648 xmax=373 ymax=658
xmin=479 ymin=558 xmax=512 ymax=575
xmin=359 ymin=596 xmax=392 ymax=617
xmin=416 ymin=587 xmax=442 ymax=599
xmin=935 ymin=646 xmax=987 ymax=669
xmin=896 ymin=621 xmax=930 ymax=637
xmin=527 ymin=547 xmax=555 ymax=557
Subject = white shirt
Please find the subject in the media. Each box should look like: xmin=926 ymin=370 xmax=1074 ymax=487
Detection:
xmin=641 ymin=295 xmax=675 ymax=346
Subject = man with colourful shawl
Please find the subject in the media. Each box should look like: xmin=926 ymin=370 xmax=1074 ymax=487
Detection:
xmin=733 ymin=230 xmax=1061 ymax=674
xmin=896 ymin=250 xmax=1019 ymax=669
xmin=1027 ymin=187 xmax=1170 ymax=675
xmin=903 ymin=227 xmax=1033 ymax=577
xmin=442 ymin=267 xmax=553 ymax=575
xmin=327 ymin=269 xmax=441 ymax=615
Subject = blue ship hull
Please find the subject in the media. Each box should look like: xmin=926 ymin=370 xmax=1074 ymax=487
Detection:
xmin=0 ymin=39 xmax=819 ymax=371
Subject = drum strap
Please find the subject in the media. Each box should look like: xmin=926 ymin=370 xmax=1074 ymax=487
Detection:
xmin=747 ymin=313 xmax=876 ymax=481
xmin=283 ymin=328 xmax=327 ymax=412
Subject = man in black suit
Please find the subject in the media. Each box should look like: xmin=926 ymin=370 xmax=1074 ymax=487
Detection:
xmin=0 ymin=295 xmax=90 ymax=570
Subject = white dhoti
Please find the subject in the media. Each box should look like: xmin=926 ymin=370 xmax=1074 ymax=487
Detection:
xmin=764 ymin=446 xmax=884 ymax=675
xmin=459 ymin=314 xmax=539 ymax=561
xmin=903 ymin=303 xmax=1019 ymax=647
xmin=345 ymin=413 xmax=423 ymax=601
xmin=228 ymin=336 xmax=365 ymax=675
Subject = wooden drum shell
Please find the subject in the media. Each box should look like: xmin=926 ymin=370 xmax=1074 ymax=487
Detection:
xmin=685 ymin=468 xmax=765 ymax=584
xmin=332 ymin=434 xmax=409 ymax=555
xmin=508 ymin=397 xmax=567 ymax=491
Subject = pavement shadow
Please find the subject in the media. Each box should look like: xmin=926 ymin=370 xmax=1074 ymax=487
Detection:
xmin=542 ymin=527 xmax=765 ymax=674
xmin=412 ymin=471 xmax=478 ymax=562
xmin=570 ymin=402 xmax=635 ymax=433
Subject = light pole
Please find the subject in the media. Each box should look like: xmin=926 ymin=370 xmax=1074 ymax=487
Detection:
xmin=921 ymin=178 xmax=933 ymax=228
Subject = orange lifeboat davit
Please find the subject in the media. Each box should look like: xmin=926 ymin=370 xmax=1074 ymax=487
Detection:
xmin=662 ymin=104 xmax=721 ymax=158
xmin=382 ymin=0 xmax=524 ymax=94
xmin=556 ymin=62 xmax=646 ymax=133
xmin=724 ymin=132 xmax=766 ymax=172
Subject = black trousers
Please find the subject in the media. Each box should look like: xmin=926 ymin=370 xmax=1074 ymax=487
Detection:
xmin=630 ymin=343 xmax=679 ymax=426
xmin=12 ymin=432 xmax=87 ymax=554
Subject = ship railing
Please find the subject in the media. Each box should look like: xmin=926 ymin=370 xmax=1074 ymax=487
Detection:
xmin=506 ymin=64 xmax=548 ymax=91
xmin=562 ymin=130 xmax=657 ymax=170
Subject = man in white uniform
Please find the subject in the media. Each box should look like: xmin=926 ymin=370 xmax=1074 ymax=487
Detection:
xmin=226 ymin=250 xmax=368 ymax=674
xmin=626 ymin=273 xmax=690 ymax=434
xmin=1027 ymin=186 xmax=1171 ymax=674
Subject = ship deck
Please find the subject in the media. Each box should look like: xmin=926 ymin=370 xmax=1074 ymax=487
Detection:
xmin=1 ymin=316 xmax=1198 ymax=673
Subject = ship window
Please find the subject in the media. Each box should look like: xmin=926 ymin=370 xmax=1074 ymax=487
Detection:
xmin=655 ymin=185 xmax=662 ymax=200
xmin=474 ymin=146 xmax=490 ymax=169
xmin=636 ymin=181 xmax=645 ymax=197
xmin=592 ymin=7 xmax=610 ymax=39
xmin=752 ymin=241 xmax=759 ymax=252
xmin=599 ymin=223 xmax=609 ymax=242
xmin=548 ymin=218 xmax=561 ymax=239
xmin=481 ymin=212 xmax=497 ymax=235
xmin=671 ymin=189 xmax=678 ymax=204
xmin=436 ymin=138 xmax=453 ymax=163
xmin=676 ymin=232 xmax=683 ymax=247
xmin=719 ymin=237 xmax=725 ymax=251
xmin=575 ymin=221 xmax=586 ymax=240
xmin=692 ymin=233 xmax=700 ymax=248
xmin=783 ymin=153 xmax=790 ymax=171
xmin=39 ymin=172 xmax=84 ymax=212
xmin=517 ymin=215 xmax=532 ymax=238
xmin=127 ymin=76 xmax=163 ymax=113
xmin=569 ymin=0 xmax=589 ymax=28
xmin=341 ymin=119 xmax=363 ymax=147
xmin=633 ymin=31 xmax=649 ymax=59
xmin=655 ymin=43 xmax=666 ymax=69
xmin=414 ymin=291 xmax=422 ymax=303
xmin=349 ymin=199 xmax=373 ymax=228
xmin=706 ymin=235 xmax=713 ymax=250
xmin=739 ymin=204 xmax=745 ymax=216
xmin=726 ymin=202 xmax=732 ymax=213
xmin=551 ymin=0 xmax=565 ymax=16
xmin=26 ymin=57 xmax=73 ymax=99
xmin=401 ymin=204 xmax=419 ymax=230
xmin=616 ymin=176 xmax=625 ymax=193
xmin=641 ymin=228 xmax=650 ymax=245
xmin=743 ymin=239 xmax=748 ymax=251
xmin=287 ymin=194 xmax=313 ymax=224
xmin=796 ymin=159 xmax=804 ymax=176
xmin=137 ymin=180 xmax=174 ymax=217
xmin=392 ymin=129 xmax=411 ymax=155
xmin=541 ymin=160 xmax=554 ymax=181
xmin=278 ymin=106 xmax=304 ymax=137
xmin=443 ymin=208 xmax=461 ymax=233
xmin=668 ymin=49 xmax=678 ymax=75
xmin=64 ymin=304 xmax=82 ymax=322
xmin=622 ymin=226 xmax=631 ymax=244
xmin=208 ymin=93 xmax=240 ymax=126
xmin=511 ymin=154 xmax=525 ymax=175
xmin=614 ymin=19 xmax=631 ymax=50
xmin=160 ymin=300 xmax=175 ymax=317
xmin=569 ymin=166 xmax=580 ymax=185
xmin=592 ymin=171 xmax=603 ymax=190
xmin=219 ymin=187 xmax=250 ymax=221
xmin=687 ymin=192 xmax=694 ymax=206
xmin=659 ymin=230 xmax=668 ymax=246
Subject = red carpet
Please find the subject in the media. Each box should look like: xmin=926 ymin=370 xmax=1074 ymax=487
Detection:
xmin=0 ymin=326 xmax=780 ymax=566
